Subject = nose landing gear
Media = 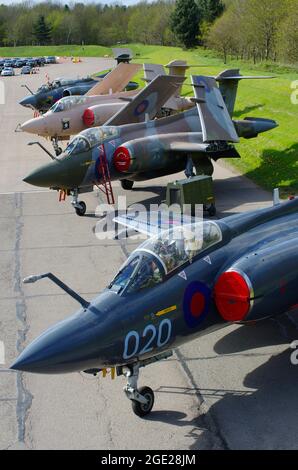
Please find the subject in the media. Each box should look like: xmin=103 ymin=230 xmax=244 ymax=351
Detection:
xmin=70 ymin=189 xmax=86 ymax=216
xmin=119 ymin=350 xmax=173 ymax=417
xmin=51 ymin=137 xmax=63 ymax=156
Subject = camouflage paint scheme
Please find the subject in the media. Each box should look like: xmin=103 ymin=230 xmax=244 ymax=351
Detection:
xmin=23 ymin=74 xmax=278 ymax=199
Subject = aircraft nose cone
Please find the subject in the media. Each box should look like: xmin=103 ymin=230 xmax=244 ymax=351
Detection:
xmin=19 ymin=95 xmax=37 ymax=109
xmin=10 ymin=310 xmax=101 ymax=374
xmin=23 ymin=160 xmax=69 ymax=189
xmin=20 ymin=117 xmax=46 ymax=135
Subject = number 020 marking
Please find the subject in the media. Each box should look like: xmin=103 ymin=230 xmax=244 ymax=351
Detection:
xmin=123 ymin=319 xmax=172 ymax=360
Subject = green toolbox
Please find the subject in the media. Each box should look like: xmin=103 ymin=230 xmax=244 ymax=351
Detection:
xmin=166 ymin=175 xmax=216 ymax=216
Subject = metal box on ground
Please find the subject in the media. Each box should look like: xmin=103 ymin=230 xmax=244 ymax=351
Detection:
xmin=166 ymin=175 xmax=216 ymax=216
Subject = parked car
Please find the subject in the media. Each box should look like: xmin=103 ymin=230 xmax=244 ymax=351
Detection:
xmin=21 ymin=65 xmax=32 ymax=75
xmin=1 ymin=67 xmax=15 ymax=76
xmin=26 ymin=59 xmax=37 ymax=68
xmin=15 ymin=59 xmax=26 ymax=67
xmin=45 ymin=56 xmax=56 ymax=64
xmin=35 ymin=57 xmax=45 ymax=66
xmin=4 ymin=60 xmax=12 ymax=68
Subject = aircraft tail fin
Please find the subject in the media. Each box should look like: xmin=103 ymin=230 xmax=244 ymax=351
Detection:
xmin=143 ymin=63 xmax=166 ymax=83
xmin=86 ymin=63 xmax=141 ymax=96
xmin=215 ymin=69 xmax=274 ymax=116
xmin=105 ymin=74 xmax=185 ymax=126
xmin=165 ymin=60 xmax=189 ymax=97
xmin=192 ymin=75 xmax=239 ymax=143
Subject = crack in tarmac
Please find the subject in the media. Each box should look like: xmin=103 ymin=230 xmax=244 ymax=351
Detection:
xmin=13 ymin=192 xmax=33 ymax=447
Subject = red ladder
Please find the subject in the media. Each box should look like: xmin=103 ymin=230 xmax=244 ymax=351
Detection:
xmin=94 ymin=144 xmax=115 ymax=205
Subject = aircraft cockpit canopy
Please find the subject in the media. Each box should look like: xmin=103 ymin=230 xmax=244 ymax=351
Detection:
xmin=109 ymin=222 xmax=222 ymax=295
xmin=80 ymin=127 xmax=119 ymax=148
xmin=49 ymin=96 xmax=88 ymax=113
xmin=63 ymin=126 xmax=119 ymax=157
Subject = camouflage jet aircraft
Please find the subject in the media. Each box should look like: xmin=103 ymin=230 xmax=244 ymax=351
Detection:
xmin=10 ymin=196 xmax=298 ymax=417
xmin=19 ymin=64 xmax=139 ymax=113
xmin=23 ymin=73 xmax=278 ymax=216
xmin=18 ymin=61 xmax=195 ymax=154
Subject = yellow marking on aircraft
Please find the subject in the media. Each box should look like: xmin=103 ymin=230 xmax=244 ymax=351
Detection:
xmin=102 ymin=367 xmax=116 ymax=380
xmin=81 ymin=160 xmax=95 ymax=167
xmin=156 ymin=305 xmax=177 ymax=317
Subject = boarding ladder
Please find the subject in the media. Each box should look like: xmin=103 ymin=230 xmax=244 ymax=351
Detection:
xmin=94 ymin=144 xmax=115 ymax=205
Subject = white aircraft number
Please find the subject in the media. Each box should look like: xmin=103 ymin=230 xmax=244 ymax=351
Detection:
xmin=123 ymin=319 xmax=172 ymax=360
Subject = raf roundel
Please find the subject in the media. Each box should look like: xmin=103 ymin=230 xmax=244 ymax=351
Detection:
xmin=183 ymin=281 xmax=211 ymax=328
xmin=134 ymin=99 xmax=149 ymax=117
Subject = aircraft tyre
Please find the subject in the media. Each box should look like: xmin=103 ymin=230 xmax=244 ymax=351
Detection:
xmin=207 ymin=203 xmax=216 ymax=217
xmin=131 ymin=386 xmax=154 ymax=417
xmin=75 ymin=201 xmax=86 ymax=216
xmin=121 ymin=179 xmax=134 ymax=190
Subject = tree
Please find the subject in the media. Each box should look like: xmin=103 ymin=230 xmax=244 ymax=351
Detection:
xmin=33 ymin=15 xmax=52 ymax=45
xmin=170 ymin=0 xmax=200 ymax=48
xmin=198 ymin=0 xmax=225 ymax=23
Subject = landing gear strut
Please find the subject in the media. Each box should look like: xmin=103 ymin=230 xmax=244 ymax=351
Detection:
xmin=123 ymin=365 xmax=154 ymax=417
xmin=70 ymin=189 xmax=86 ymax=216
xmin=118 ymin=350 xmax=173 ymax=417
xmin=51 ymin=137 xmax=63 ymax=156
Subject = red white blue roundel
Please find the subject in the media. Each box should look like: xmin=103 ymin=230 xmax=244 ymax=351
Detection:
xmin=134 ymin=99 xmax=149 ymax=117
xmin=183 ymin=281 xmax=211 ymax=328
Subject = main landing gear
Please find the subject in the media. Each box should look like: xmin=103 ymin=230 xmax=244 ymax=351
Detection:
xmin=70 ymin=189 xmax=86 ymax=216
xmin=118 ymin=350 xmax=173 ymax=417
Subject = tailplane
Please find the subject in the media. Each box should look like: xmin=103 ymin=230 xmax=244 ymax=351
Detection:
xmin=192 ymin=75 xmax=239 ymax=143
xmin=215 ymin=69 xmax=274 ymax=116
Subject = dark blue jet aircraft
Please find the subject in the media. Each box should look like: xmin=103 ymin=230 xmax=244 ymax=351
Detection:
xmin=19 ymin=73 xmax=139 ymax=113
xmin=11 ymin=197 xmax=298 ymax=417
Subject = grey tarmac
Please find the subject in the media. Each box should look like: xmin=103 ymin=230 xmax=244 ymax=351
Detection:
xmin=0 ymin=58 xmax=297 ymax=450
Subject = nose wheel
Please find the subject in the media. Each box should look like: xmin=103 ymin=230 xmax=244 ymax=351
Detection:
xmin=131 ymin=386 xmax=155 ymax=417
xmin=51 ymin=137 xmax=63 ymax=156
xmin=123 ymin=364 xmax=154 ymax=417
xmin=119 ymin=350 xmax=173 ymax=417
xmin=70 ymin=189 xmax=86 ymax=216
xmin=75 ymin=201 xmax=86 ymax=216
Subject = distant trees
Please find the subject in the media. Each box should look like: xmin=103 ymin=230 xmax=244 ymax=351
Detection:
xmin=33 ymin=15 xmax=52 ymax=45
xmin=208 ymin=0 xmax=298 ymax=64
xmin=0 ymin=0 xmax=296 ymax=66
xmin=170 ymin=0 xmax=200 ymax=48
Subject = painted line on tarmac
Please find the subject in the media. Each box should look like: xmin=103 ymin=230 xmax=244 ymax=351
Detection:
xmin=0 ymin=189 xmax=51 ymax=195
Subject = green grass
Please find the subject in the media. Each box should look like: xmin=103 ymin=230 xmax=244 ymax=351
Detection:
xmin=0 ymin=44 xmax=111 ymax=58
xmin=1 ymin=43 xmax=297 ymax=195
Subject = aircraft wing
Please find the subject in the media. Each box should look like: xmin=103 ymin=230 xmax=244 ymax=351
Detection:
xmin=168 ymin=140 xmax=241 ymax=159
xmin=114 ymin=210 xmax=197 ymax=237
xmin=105 ymin=74 xmax=185 ymax=126
xmin=191 ymin=75 xmax=239 ymax=143
xmin=86 ymin=63 xmax=141 ymax=96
